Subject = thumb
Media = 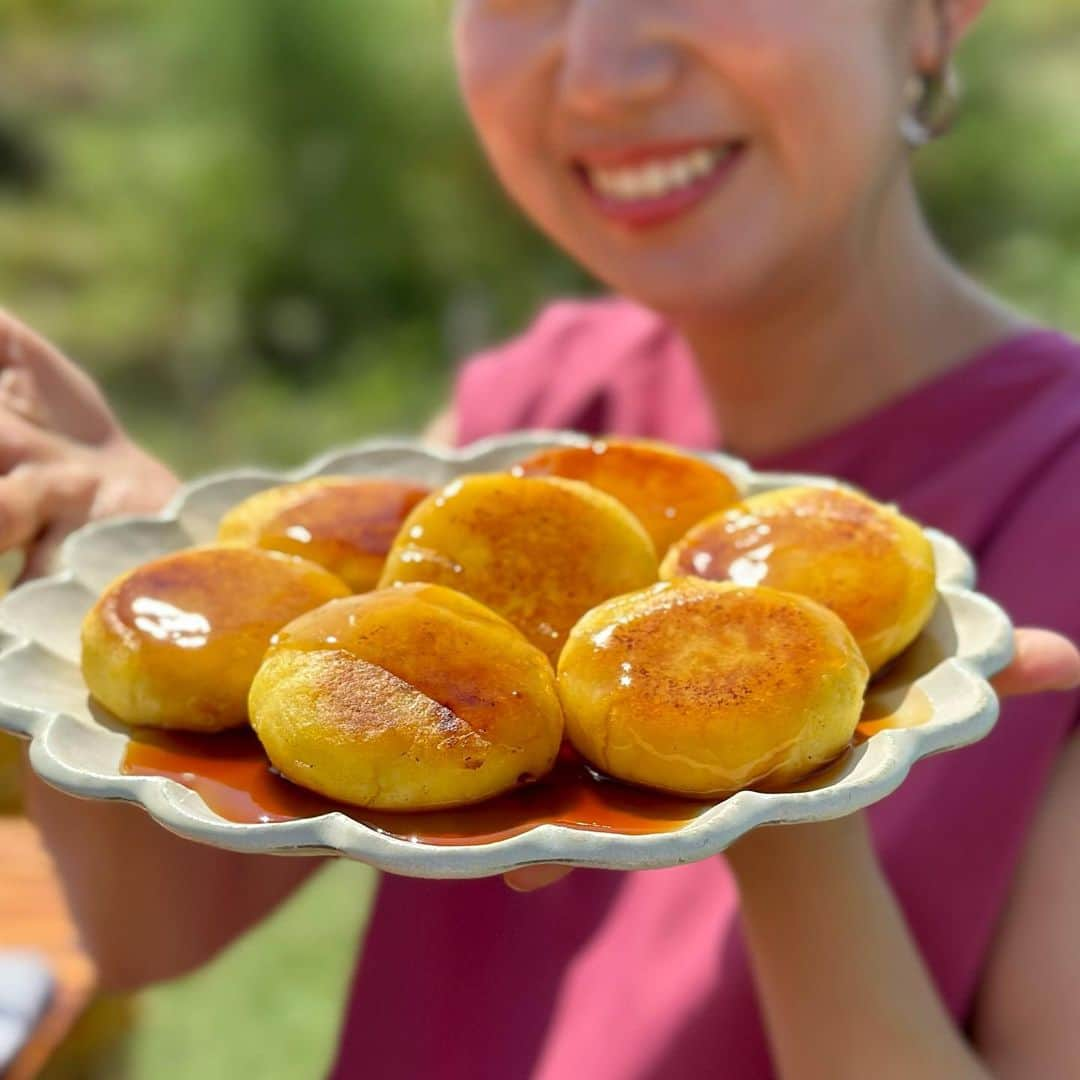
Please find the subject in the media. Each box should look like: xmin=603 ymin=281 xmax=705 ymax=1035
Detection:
xmin=991 ymin=628 xmax=1080 ymax=698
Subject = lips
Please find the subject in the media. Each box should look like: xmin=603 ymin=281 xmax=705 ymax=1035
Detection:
xmin=573 ymin=140 xmax=747 ymax=230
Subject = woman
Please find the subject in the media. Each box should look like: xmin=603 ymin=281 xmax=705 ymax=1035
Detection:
xmin=6 ymin=1 xmax=1080 ymax=1076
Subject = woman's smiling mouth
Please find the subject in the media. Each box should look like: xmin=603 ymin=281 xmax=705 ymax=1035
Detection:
xmin=573 ymin=140 xmax=747 ymax=230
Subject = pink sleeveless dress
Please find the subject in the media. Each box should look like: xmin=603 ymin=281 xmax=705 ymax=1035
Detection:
xmin=331 ymin=298 xmax=1080 ymax=1079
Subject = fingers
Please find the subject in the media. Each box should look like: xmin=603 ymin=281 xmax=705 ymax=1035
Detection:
xmin=503 ymin=866 xmax=574 ymax=892
xmin=0 ymin=308 xmax=117 ymax=444
xmin=0 ymin=463 xmax=97 ymax=560
xmin=20 ymin=521 xmax=71 ymax=582
xmin=0 ymin=367 xmax=48 ymax=426
xmin=0 ymin=409 xmax=62 ymax=472
xmin=0 ymin=468 xmax=48 ymax=551
xmin=991 ymin=628 xmax=1080 ymax=699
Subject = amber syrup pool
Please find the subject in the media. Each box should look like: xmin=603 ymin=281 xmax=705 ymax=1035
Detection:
xmin=121 ymin=655 xmax=932 ymax=847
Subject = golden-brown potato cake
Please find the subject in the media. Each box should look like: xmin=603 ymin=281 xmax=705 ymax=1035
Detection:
xmin=514 ymin=438 xmax=740 ymax=554
xmin=378 ymin=474 xmax=659 ymax=662
xmin=217 ymin=476 xmax=431 ymax=592
xmin=660 ymin=485 xmax=937 ymax=673
xmin=558 ymin=579 xmax=869 ymax=797
xmin=81 ymin=547 xmax=351 ymax=732
xmin=249 ymin=583 xmax=564 ymax=810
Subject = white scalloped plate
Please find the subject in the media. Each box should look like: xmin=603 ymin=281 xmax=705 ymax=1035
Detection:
xmin=0 ymin=432 xmax=1014 ymax=879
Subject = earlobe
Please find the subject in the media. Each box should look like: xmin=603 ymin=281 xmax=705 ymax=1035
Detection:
xmin=909 ymin=0 xmax=986 ymax=75
xmin=946 ymin=0 xmax=992 ymax=42
xmin=908 ymin=1 xmax=947 ymax=75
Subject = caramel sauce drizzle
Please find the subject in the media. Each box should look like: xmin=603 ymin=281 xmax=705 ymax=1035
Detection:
xmin=121 ymin=657 xmax=934 ymax=846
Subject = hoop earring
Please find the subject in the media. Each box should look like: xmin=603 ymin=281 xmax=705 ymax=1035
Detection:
xmin=900 ymin=64 xmax=961 ymax=148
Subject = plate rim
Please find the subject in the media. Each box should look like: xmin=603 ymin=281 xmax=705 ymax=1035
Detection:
xmin=0 ymin=432 xmax=1015 ymax=878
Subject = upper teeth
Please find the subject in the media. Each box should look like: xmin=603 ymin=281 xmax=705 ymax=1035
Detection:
xmin=587 ymin=148 xmax=725 ymax=201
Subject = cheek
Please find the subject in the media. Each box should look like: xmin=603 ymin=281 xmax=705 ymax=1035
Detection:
xmin=708 ymin=5 xmax=901 ymax=216
xmin=779 ymin=52 xmax=898 ymax=199
xmin=454 ymin=7 xmax=577 ymax=245
xmin=450 ymin=0 xmax=907 ymax=310
xmin=453 ymin=6 xmax=553 ymax=169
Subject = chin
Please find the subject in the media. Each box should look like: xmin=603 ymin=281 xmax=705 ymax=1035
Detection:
xmin=603 ymin=263 xmax=773 ymax=326
xmin=558 ymin=222 xmax=788 ymax=326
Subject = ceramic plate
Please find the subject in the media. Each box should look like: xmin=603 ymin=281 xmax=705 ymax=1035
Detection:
xmin=0 ymin=433 xmax=1013 ymax=879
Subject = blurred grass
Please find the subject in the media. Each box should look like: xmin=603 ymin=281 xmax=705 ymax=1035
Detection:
xmin=3 ymin=1 xmax=1080 ymax=1077
xmin=42 ymin=861 xmax=377 ymax=1080
xmin=120 ymin=861 xmax=375 ymax=1080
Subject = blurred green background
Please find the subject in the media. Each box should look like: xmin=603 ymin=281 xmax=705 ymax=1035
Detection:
xmin=2 ymin=1 xmax=1078 ymax=1077
xmin=2 ymin=1 xmax=1079 ymax=479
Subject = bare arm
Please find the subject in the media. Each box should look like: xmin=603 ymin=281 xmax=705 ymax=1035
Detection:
xmin=727 ymin=812 xmax=989 ymax=1080
xmin=27 ymin=772 xmax=324 ymax=990
xmin=972 ymin=730 xmax=1080 ymax=1077
xmin=727 ymin=727 xmax=1080 ymax=1080
xmin=688 ymin=642 xmax=1080 ymax=1080
xmin=1 ymin=310 xmax=322 ymax=988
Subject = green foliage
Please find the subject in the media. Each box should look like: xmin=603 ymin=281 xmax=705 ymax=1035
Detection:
xmin=0 ymin=1 xmax=1077 ymax=480
xmin=919 ymin=4 xmax=1080 ymax=331
xmin=0 ymin=2 xmax=586 ymax=473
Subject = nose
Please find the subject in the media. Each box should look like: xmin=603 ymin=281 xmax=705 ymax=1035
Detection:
xmin=557 ymin=1 xmax=680 ymax=117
